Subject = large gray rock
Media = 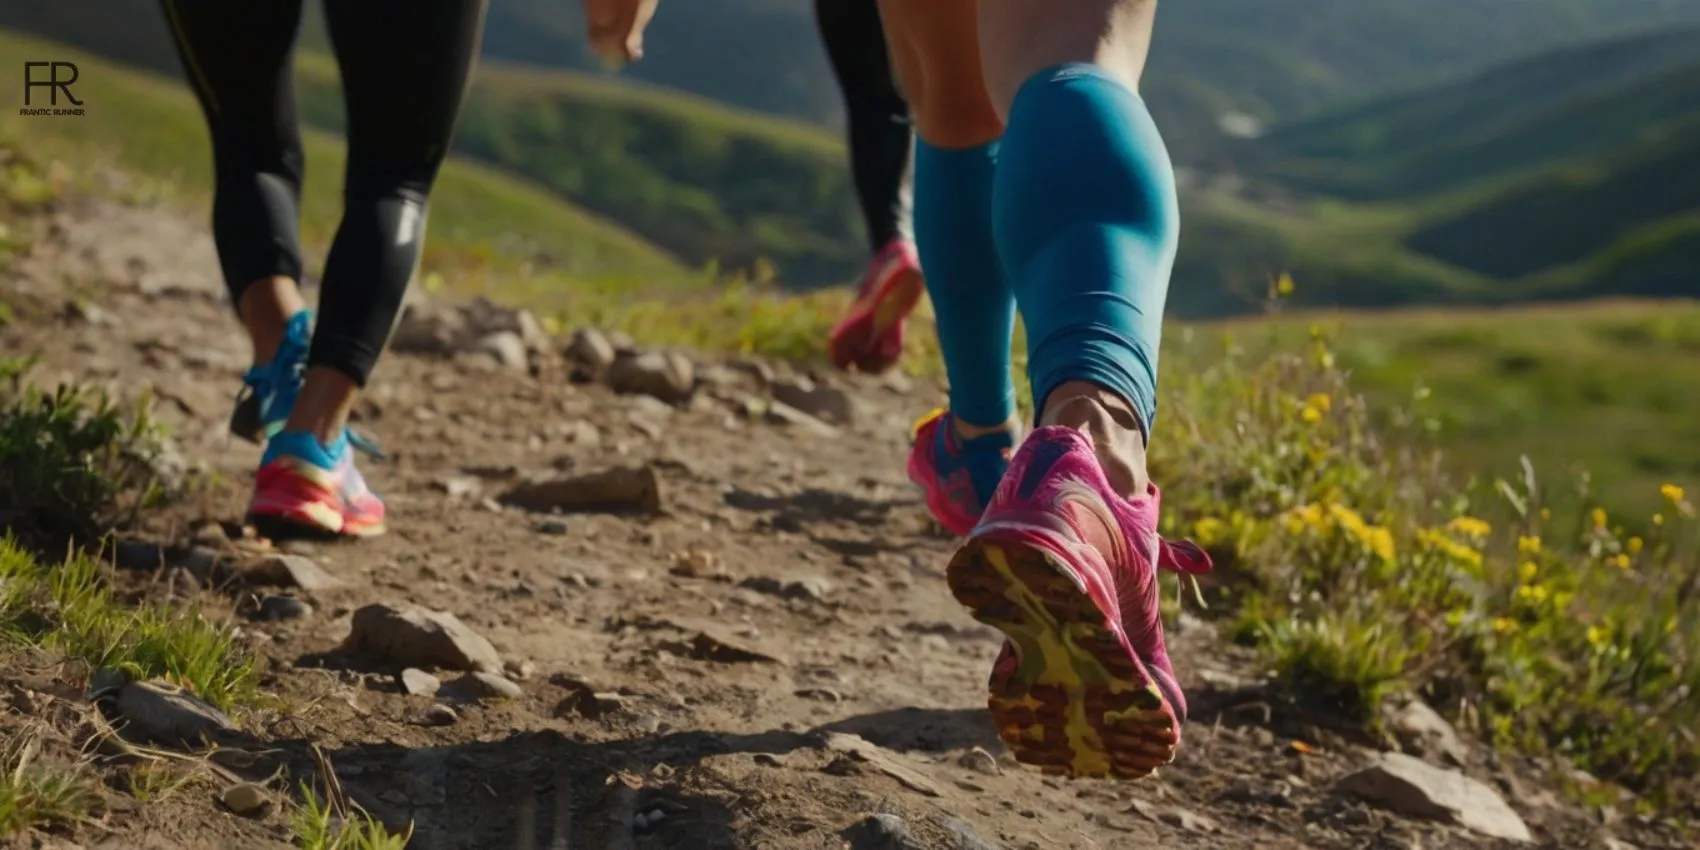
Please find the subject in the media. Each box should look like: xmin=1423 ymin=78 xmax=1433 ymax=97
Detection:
xmin=1335 ymin=752 xmax=1531 ymax=843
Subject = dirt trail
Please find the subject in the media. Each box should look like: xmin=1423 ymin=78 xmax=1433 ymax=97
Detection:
xmin=0 ymin=192 xmax=1662 ymax=850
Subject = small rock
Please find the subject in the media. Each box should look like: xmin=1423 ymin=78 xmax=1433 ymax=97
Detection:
xmin=957 ymin=747 xmax=1000 ymax=775
xmin=504 ymin=659 xmax=536 ymax=681
xmin=740 ymin=575 xmax=830 ymax=602
xmin=823 ymin=733 xmax=941 ymax=797
xmin=560 ymin=420 xmax=601 ymax=446
xmin=1390 ymin=698 xmax=1469 ymax=766
xmin=938 ymin=816 xmax=1002 ymax=850
xmin=559 ymin=689 xmax=628 ymax=720
xmin=191 ymin=522 xmax=229 ymax=548
xmin=443 ymin=671 xmax=523 ymax=702
xmin=501 ymin=465 xmax=663 ymax=514
xmin=565 ymin=327 xmax=617 ymax=377
xmin=477 ymin=331 xmax=529 ymax=371
xmin=433 ymin=476 xmax=481 ymax=499
xmin=65 ymin=299 xmax=116 ymax=327
xmin=1335 ymin=752 xmax=1531 ymax=843
xmin=764 ymin=400 xmax=839 ymax=437
xmin=219 ymin=783 xmax=271 ymax=817
xmin=338 ymin=604 xmax=504 ymax=673
xmin=422 ymin=703 xmax=458 ymax=726
xmin=534 ymin=519 xmax=570 ymax=535
xmin=771 ymin=376 xmax=858 ymax=425
xmin=670 ymin=549 xmax=725 ymax=579
xmin=844 ymin=813 xmax=926 ymax=850
xmin=244 ymin=554 xmax=344 ymax=593
xmin=89 ymin=670 xmax=236 ymax=747
xmin=390 ymin=303 xmax=469 ymax=355
xmin=400 ymin=668 xmax=442 ymax=696
xmin=254 ymin=594 xmax=311 ymax=621
xmin=606 ymin=350 xmax=695 ymax=405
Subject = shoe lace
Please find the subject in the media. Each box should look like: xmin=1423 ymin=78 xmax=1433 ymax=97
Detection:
xmin=237 ymin=334 xmax=385 ymax=461
xmin=1156 ymin=537 xmax=1213 ymax=612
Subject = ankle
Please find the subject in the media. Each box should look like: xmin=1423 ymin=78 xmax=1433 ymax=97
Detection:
xmin=1038 ymin=382 xmax=1149 ymax=496
xmin=282 ymin=366 xmax=359 ymax=444
xmin=952 ymin=412 xmax=1021 ymax=443
xmin=238 ymin=277 xmax=308 ymax=365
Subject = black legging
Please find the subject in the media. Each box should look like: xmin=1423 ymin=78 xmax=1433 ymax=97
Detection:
xmin=160 ymin=0 xmax=487 ymax=386
xmin=814 ymin=0 xmax=913 ymax=255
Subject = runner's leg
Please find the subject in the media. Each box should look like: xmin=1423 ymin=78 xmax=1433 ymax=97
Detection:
xmin=877 ymin=0 xmax=1020 ymax=534
xmin=248 ymin=0 xmax=488 ymax=538
xmin=159 ymin=0 xmax=313 ymax=438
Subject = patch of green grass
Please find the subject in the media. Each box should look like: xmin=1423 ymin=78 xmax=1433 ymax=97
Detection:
xmin=0 ymin=731 xmax=96 ymax=837
xmin=0 ymin=357 xmax=172 ymax=545
xmin=293 ymin=784 xmax=411 ymax=850
xmin=0 ymin=538 xmax=255 ymax=710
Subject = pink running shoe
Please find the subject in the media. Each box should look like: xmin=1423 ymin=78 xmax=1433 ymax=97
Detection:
xmin=828 ymin=238 xmax=925 ymax=374
xmin=946 ymin=426 xmax=1211 ymax=779
xmin=247 ymin=432 xmax=386 ymax=539
xmin=907 ymin=408 xmax=1014 ymax=536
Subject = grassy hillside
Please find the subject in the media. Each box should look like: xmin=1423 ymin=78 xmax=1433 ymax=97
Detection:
xmin=288 ymin=53 xmax=862 ymax=289
xmin=1202 ymin=28 xmax=1700 ymax=309
xmin=1182 ymin=300 xmax=1700 ymax=521
xmin=0 ymin=30 xmax=687 ymax=293
xmin=9 ymin=0 xmax=1700 ymax=160
xmin=1243 ymin=27 xmax=1700 ymax=200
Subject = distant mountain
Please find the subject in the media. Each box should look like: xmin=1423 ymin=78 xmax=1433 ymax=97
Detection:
xmin=8 ymin=0 xmax=1700 ymax=160
xmin=7 ymin=3 xmax=1700 ymax=310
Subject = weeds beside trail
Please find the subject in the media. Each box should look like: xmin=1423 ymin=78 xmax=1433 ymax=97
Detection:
xmin=1153 ymin=326 xmax=1699 ymax=809
xmin=0 ymin=360 xmax=406 ymax=846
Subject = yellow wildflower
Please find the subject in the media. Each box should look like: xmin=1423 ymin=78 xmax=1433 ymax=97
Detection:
xmin=1612 ymin=553 xmax=1631 ymax=570
xmin=1274 ymin=272 xmax=1295 ymax=297
xmin=1518 ymin=561 xmax=1538 ymax=583
xmin=1361 ymin=526 xmax=1396 ymax=561
xmin=1654 ymin=513 xmax=1665 ymax=527
xmin=1493 ymin=617 xmax=1518 ymax=635
xmin=1661 ymin=484 xmax=1685 ymax=505
xmin=1517 ymin=535 xmax=1541 ymax=555
xmin=1590 ymin=508 xmax=1607 ymax=530
xmin=1418 ymin=528 xmax=1483 ymax=569
xmin=1306 ymin=393 xmax=1332 ymax=414
xmin=1446 ymin=516 xmax=1492 ymax=539
xmin=1516 ymin=584 xmax=1550 ymax=605
xmin=1586 ymin=625 xmax=1610 ymax=650
xmin=1301 ymin=404 xmax=1323 ymax=424
xmin=1193 ymin=517 xmax=1227 ymax=546
xmin=1539 ymin=507 xmax=1552 ymax=521
xmin=1328 ymin=503 xmax=1369 ymax=535
xmin=1627 ymin=537 xmax=1643 ymax=555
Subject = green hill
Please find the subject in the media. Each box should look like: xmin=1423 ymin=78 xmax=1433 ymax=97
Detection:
xmin=8 ymin=0 xmax=1700 ymax=159
xmin=1242 ymin=27 xmax=1700 ymax=200
xmin=290 ymin=54 xmax=862 ymax=289
xmin=0 ymin=30 xmax=687 ymax=291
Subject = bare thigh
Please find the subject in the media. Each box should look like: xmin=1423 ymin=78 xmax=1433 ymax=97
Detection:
xmin=976 ymin=0 xmax=1157 ymax=118
xmin=874 ymin=0 xmax=1001 ymax=148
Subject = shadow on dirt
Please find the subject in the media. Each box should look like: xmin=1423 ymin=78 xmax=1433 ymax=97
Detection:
xmin=210 ymin=703 xmax=1001 ymax=849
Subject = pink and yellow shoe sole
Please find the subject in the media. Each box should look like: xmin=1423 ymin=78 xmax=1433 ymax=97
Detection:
xmin=828 ymin=259 xmax=925 ymax=375
xmin=947 ymin=531 xmax=1177 ymax=779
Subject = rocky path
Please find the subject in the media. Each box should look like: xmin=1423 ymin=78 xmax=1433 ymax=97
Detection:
xmin=0 ymin=192 xmax=1660 ymax=849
